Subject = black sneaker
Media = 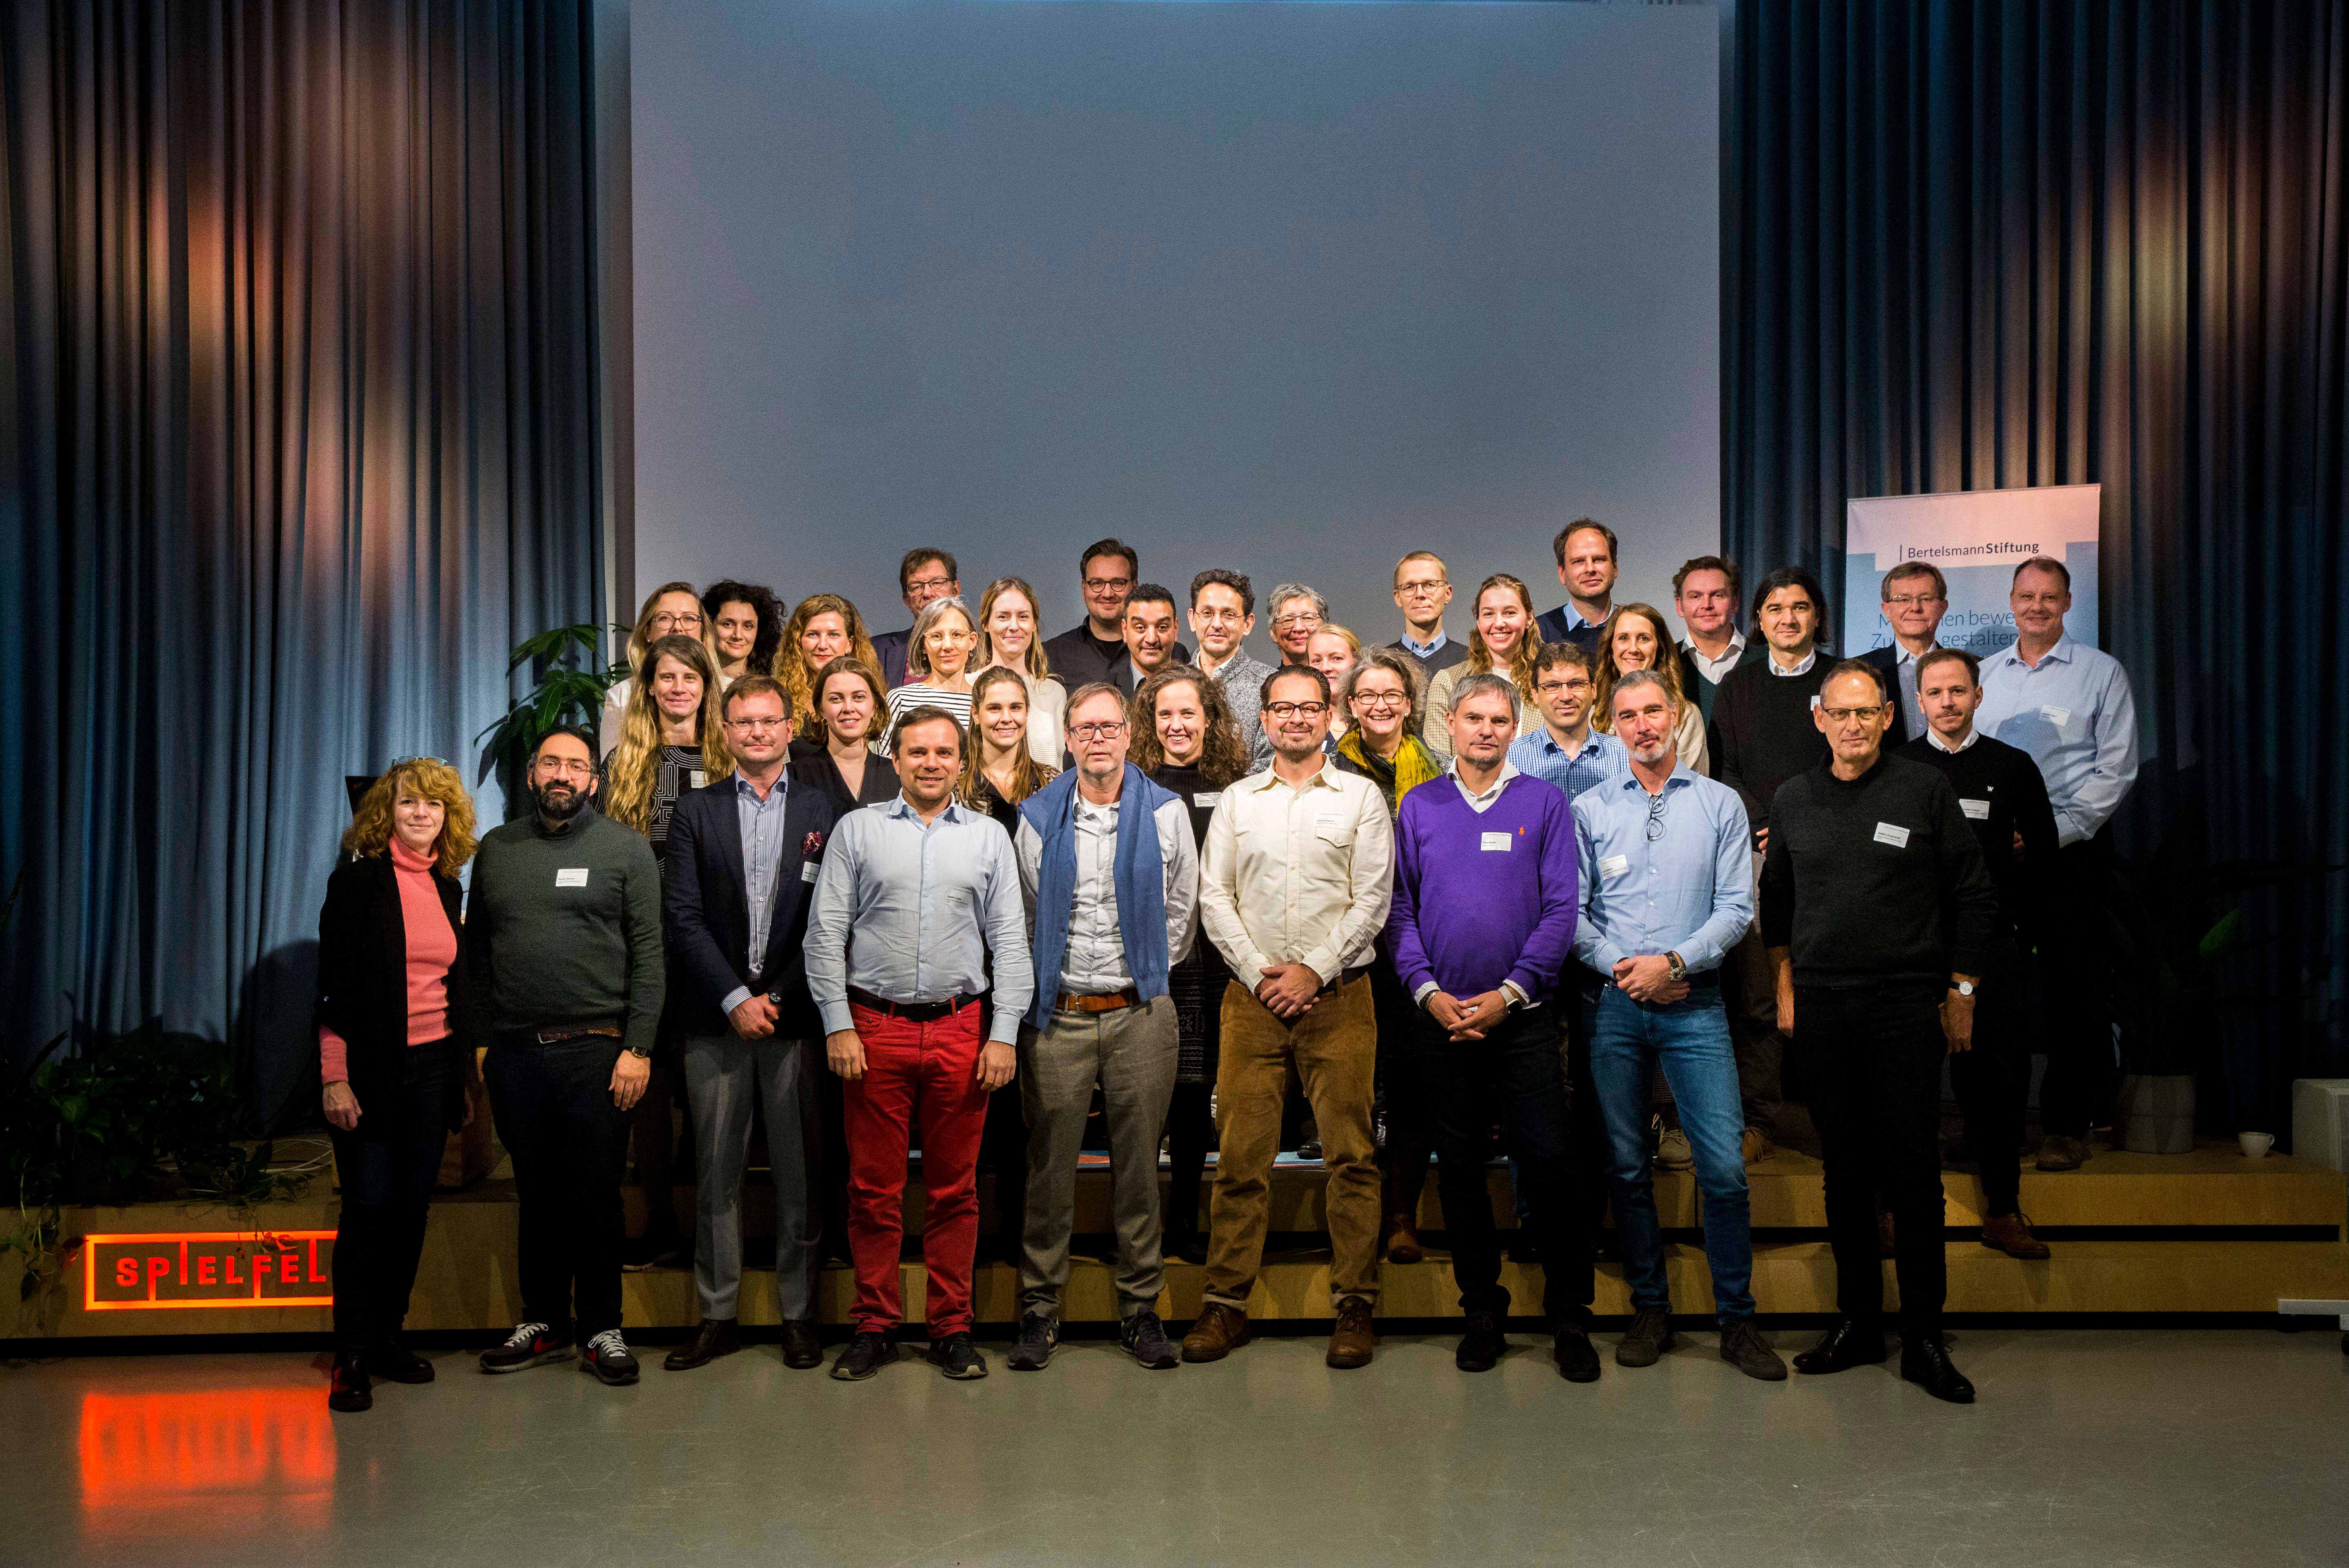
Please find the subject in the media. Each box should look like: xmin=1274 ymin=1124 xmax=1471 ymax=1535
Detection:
xmin=1552 ymin=1321 xmax=1601 ymax=1383
xmin=1121 ymin=1310 xmax=1180 ymax=1370
xmin=480 ymin=1322 xmax=574 ymax=1374
xmin=369 ymin=1337 xmax=434 ymax=1384
xmin=1007 ymin=1312 xmax=1058 ymax=1371
xmin=831 ymin=1331 xmax=899 ymax=1381
xmin=579 ymin=1329 xmax=640 ymax=1386
xmin=1719 ymin=1318 xmax=1788 ymax=1381
xmin=1615 ymin=1306 xmax=1676 ymax=1368
xmin=327 ymin=1350 xmax=372 ymax=1413
xmin=928 ymin=1331 xmax=989 ymax=1380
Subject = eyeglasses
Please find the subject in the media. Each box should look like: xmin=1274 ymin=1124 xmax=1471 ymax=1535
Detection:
xmin=1265 ymin=701 xmax=1329 ymax=719
xmin=1083 ymin=575 xmax=1133 ymax=593
xmin=1351 ymin=692 xmax=1407 ymax=711
xmin=536 ymin=757 xmax=597 ymax=779
xmin=1821 ymin=705 xmax=1885 ymax=723
xmin=648 ymin=611 xmax=702 ymax=633
xmin=387 ymin=755 xmax=451 ymax=769
xmin=1884 ymin=593 xmax=1946 ymax=608
xmin=1271 ymin=612 xmax=1321 ymax=630
xmin=726 ymin=717 xmax=790 ymax=733
xmin=1394 ymin=579 xmax=1448 ymax=597
xmin=1535 ymin=679 xmax=1592 ymax=697
xmin=1069 ymin=720 xmax=1127 ymax=741
xmin=1645 ymin=791 xmax=1668 ymax=842
xmin=1193 ymin=608 xmax=1247 ymax=625
xmin=905 ymin=576 xmax=955 ymax=594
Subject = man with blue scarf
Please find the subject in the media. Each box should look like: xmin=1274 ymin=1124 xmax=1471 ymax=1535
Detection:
xmin=1006 ymin=683 xmax=1200 ymax=1372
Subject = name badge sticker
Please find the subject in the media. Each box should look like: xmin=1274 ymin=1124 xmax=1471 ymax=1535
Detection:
xmin=1960 ymin=798 xmax=1991 ymax=820
xmin=1193 ymin=791 xmax=1221 ymax=807
xmin=2041 ymin=704 xmax=2072 ymax=728
xmin=1314 ymin=809 xmax=1344 ymax=829
xmin=689 ymin=769 xmax=708 ymax=790
xmin=1873 ymin=822 xmax=1911 ymax=849
xmin=555 ymin=868 xmax=589 ymax=888
xmin=1481 ymin=831 xmax=1512 ymax=852
xmin=1598 ymin=853 xmax=1630 ymax=878
xmin=801 ymin=860 xmax=821 ymax=884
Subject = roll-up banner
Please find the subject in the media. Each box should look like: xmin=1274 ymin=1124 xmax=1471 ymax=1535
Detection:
xmin=1844 ymin=483 xmax=2102 ymax=655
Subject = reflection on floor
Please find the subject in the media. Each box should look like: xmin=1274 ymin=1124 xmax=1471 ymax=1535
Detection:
xmin=5 ymin=1328 xmax=2345 ymax=1567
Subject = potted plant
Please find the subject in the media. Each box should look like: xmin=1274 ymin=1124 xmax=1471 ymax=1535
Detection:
xmin=474 ymin=623 xmax=623 ymax=817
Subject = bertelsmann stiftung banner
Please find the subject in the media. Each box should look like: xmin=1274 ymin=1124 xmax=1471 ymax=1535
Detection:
xmin=1843 ymin=483 xmax=2102 ymax=656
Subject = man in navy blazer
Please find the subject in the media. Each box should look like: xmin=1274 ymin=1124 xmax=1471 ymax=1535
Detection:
xmin=661 ymin=674 xmax=840 ymax=1372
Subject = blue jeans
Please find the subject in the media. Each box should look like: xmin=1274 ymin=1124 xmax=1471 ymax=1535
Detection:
xmin=1580 ymin=981 xmax=1755 ymax=1320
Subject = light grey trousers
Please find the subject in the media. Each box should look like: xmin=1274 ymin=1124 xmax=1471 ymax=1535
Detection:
xmin=1017 ymin=996 xmax=1179 ymax=1321
xmin=682 ymin=1030 xmax=817 ymax=1321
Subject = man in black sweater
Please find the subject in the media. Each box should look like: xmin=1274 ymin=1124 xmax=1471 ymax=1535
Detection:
xmin=1762 ymin=660 xmax=1999 ymax=1404
xmin=1042 ymin=538 xmax=1189 ymax=689
xmin=1901 ymin=648 xmax=2061 ymax=1261
xmin=1706 ymin=565 xmax=1832 ymax=845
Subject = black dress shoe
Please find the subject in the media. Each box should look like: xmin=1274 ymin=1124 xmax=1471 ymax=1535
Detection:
xmin=1900 ymin=1333 xmax=1976 ymax=1403
xmin=327 ymin=1351 xmax=372 ymax=1413
xmin=1793 ymin=1318 xmax=1888 ymax=1376
xmin=369 ymin=1338 xmax=435 ymax=1384
xmin=664 ymin=1318 xmax=741 ymax=1371
xmin=1455 ymin=1310 xmax=1505 ymax=1372
xmin=1552 ymin=1321 xmax=1601 ymax=1383
xmin=779 ymin=1319 xmax=824 ymax=1370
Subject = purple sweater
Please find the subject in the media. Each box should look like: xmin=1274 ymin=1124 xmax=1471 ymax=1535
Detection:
xmin=1385 ymin=774 xmax=1581 ymax=1004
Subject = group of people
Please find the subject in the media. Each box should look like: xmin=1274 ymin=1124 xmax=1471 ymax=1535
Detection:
xmin=309 ymin=523 xmax=2140 ymax=1412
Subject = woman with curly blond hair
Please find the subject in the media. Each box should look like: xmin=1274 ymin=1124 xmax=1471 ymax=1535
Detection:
xmin=776 ymin=593 xmax=883 ymax=742
xmin=314 ymin=756 xmax=483 ymax=1413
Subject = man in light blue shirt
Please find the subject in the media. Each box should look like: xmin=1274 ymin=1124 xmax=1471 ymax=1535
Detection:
xmin=1973 ymin=556 xmax=2140 ymax=1171
xmin=804 ymin=705 xmax=1033 ymax=1383
xmin=1570 ymin=669 xmax=1783 ymax=1381
xmin=1507 ymin=644 xmax=1628 ymax=800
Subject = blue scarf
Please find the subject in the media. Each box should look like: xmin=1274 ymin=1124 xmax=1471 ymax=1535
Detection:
xmin=1018 ymin=763 xmax=1179 ymax=1031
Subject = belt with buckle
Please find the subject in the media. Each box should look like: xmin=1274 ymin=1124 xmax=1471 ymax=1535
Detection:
xmin=502 ymin=1021 xmax=624 ymax=1046
xmin=1055 ymin=987 xmax=1140 ymax=1014
xmin=848 ymin=987 xmax=978 ymax=1023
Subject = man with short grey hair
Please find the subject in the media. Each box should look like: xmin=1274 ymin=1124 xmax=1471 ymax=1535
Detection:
xmin=1265 ymin=583 xmax=1329 ymax=667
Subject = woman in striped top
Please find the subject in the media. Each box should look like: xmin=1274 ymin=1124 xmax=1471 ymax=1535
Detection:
xmin=878 ymin=596 xmax=979 ymax=755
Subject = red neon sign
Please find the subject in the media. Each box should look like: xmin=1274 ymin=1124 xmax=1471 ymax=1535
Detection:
xmin=82 ymin=1232 xmax=336 ymax=1311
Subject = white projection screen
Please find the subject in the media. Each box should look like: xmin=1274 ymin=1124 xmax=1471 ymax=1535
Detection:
xmin=631 ymin=0 xmax=1719 ymax=649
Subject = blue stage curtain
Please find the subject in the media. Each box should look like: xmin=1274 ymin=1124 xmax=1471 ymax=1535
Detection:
xmin=1725 ymin=2 xmax=2348 ymax=1130
xmin=0 ymin=0 xmax=604 ymax=1125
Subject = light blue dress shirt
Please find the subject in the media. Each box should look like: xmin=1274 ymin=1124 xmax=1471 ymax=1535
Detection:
xmin=1508 ymin=725 xmax=1630 ymax=801
xmin=1398 ymin=629 xmax=1449 ymax=659
xmin=717 ymin=771 xmax=793 ymax=1018
xmin=1570 ymin=764 xmax=1755 ymax=978
xmin=1975 ymin=631 xmax=2140 ymax=846
xmin=806 ymin=795 xmax=1033 ymax=1044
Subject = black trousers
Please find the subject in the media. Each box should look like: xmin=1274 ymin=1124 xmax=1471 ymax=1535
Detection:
xmin=2038 ymin=837 xmax=2116 ymax=1139
xmin=1371 ymin=958 xmax=1434 ymax=1223
xmin=1801 ymin=982 xmax=1948 ymax=1332
xmin=327 ymin=1040 xmax=457 ymax=1351
xmin=1951 ymin=950 xmax=2031 ymax=1216
xmin=485 ymin=1035 xmax=631 ymax=1339
xmin=1404 ymin=1004 xmax=1599 ymax=1323
xmin=1163 ymin=1082 xmax=1214 ymax=1245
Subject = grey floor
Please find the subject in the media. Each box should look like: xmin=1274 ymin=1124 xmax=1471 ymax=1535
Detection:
xmin=8 ymin=1328 xmax=2345 ymax=1567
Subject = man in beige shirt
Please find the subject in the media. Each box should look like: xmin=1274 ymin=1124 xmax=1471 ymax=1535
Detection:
xmin=1184 ymin=666 xmax=1395 ymax=1371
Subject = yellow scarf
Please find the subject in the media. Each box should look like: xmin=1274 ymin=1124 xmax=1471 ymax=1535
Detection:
xmin=1338 ymin=729 xmax=1446 ymax=814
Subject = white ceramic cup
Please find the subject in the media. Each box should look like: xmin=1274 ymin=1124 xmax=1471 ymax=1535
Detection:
xmin=2238 ymin=1131 xmax=2276 ymax=1158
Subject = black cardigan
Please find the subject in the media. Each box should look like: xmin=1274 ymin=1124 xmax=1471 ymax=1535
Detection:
xmin=312 ymin=850 xmax=470 ymax=1129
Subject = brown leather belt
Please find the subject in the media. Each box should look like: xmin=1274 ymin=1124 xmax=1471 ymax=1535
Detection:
xmin=503 ymin=1022 xmax=624 ymax=1046
xmin=1055 ymin=987 xmax=1140 ymax=1015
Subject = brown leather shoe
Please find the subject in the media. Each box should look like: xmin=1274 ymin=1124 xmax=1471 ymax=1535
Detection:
xmin=664 ymin=1318 xmax=740 ymax=1371
xmin=1981 ymin=1212 xmax=2051 ymax=1259
xmin=1740 ymin=1127 xmax=1776 ymax=1165
xmin=780 ymin=1318 xmax=824 ymax=1369
xmin=1181 ymin=1301 xmax=1251 ymax=1363
xmin=1326 ymin=1296 xmax=1376 ymax=1370
xmin=1383 ymin=1212 xmax=1423 ymax=1265
xmin=1877 ymin=1211 xmax=1897 ymax=1259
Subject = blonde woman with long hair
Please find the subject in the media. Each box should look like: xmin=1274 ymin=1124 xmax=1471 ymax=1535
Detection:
xmin=1591 ymin=601 xmax=1710 ymax=776
xmin=605 ymin=635 xmax=734 ymax=854
xmin=600 ymin=581 xmax=718 ymax=758
xmin=1421 ymin=574 xmax=1542 ymax=760
xmin=775 ymin=593 xmax=884 ymax=736
xmin=974 ymin=575 xmax=1067 ymax=768
xmin=312 ymin=756 xmax=482 ymax=1412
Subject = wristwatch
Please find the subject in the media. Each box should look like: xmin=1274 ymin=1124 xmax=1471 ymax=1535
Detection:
xmin=1950 ymin=980 xmax=1976 ymax=998
xmin=1665 ymin=951 xmax=1688 ymax=983
xmin=625 ymin=1043 xmax=654 ymax=1059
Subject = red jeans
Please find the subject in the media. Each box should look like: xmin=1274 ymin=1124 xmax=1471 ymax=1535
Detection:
xmin=843 ymin=1000 xmax=989 ymax=1336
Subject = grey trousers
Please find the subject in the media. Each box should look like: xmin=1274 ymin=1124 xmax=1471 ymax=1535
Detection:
xmin=682 ymin=1030 xmax=817 ymax=1321
xmin=1017 ymin=996 xmax=1179 ymax=1321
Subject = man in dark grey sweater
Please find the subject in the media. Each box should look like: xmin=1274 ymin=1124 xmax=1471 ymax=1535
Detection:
xmin=468 ymin=725 xmax=664 ymax=1388
xmin=1762 ymin=661 xmax=1999 ymax=1405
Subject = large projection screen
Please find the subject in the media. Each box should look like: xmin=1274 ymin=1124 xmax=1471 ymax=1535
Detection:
xmin=632 ymin=1 xmax=1719 ymax=650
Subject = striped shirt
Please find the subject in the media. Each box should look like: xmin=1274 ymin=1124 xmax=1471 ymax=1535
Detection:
xmin=877 ymin=682 xmax=974 ymax=756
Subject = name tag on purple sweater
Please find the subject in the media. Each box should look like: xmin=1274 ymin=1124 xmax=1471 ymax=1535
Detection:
xmin=1481 ymin=831 xmax=1511 ymax=851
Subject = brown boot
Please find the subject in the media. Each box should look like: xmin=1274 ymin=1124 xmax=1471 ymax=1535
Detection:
xmin=1326 ymin=1296 xmax=1377 ymax=1370
xmin=1981 ymin=1212 xmax=2051 ymax=1259
xmin=1181 ymin=1301 xmax=1251 ymax=1363
xmin=1383 ymin=1212 xmax=1423 ymax=1265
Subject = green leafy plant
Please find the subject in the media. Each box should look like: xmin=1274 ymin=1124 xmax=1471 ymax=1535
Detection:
xmin=473 ymin=623 xmax=624 ymax=805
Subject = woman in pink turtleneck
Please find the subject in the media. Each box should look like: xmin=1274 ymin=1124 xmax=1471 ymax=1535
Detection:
xmin=312 ymin=758 xmax=481 ymax=1414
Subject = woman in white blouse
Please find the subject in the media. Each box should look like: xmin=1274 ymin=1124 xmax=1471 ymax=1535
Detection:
xmin=973 ymin=575 xmax=1066 ymax=768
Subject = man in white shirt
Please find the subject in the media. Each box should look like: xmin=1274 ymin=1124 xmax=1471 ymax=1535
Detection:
xmin=1975 ymin=556 xmax=2141 ymax=1171
xmin=1185 ymin=666 xmax=1395 ymax=1370
xmin=1006 ymin=684 xmax=1199 ymax=1374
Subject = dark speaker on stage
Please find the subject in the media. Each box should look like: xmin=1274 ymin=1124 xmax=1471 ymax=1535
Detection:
xmin=345 ymin=775 xmax=374 ymax=816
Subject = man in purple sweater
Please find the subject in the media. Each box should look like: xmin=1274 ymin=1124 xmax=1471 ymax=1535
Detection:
xmin=1384 ymin=673 xmax=1602 ymax=1381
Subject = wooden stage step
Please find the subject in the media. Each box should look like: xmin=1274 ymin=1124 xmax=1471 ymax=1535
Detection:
xmin=9 ymin=1143 xmax=2341 ymax=1339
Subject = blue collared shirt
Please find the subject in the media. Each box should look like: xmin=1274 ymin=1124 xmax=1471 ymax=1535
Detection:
xmin=1975 ymin=631 xmax=2139 ymax=846
xmin=1570 ymin=764 xmax=1755 ymax=978
xmin=1398 ymin=628 xmax=1449 ymax=660
xmin=717 ymin=771 xmax=793 ymax=1018
xmin=1508 ymin=726 xmax=1630 ymax=801
xmin=806 ymin=795 xmax=1033 ymax=1044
